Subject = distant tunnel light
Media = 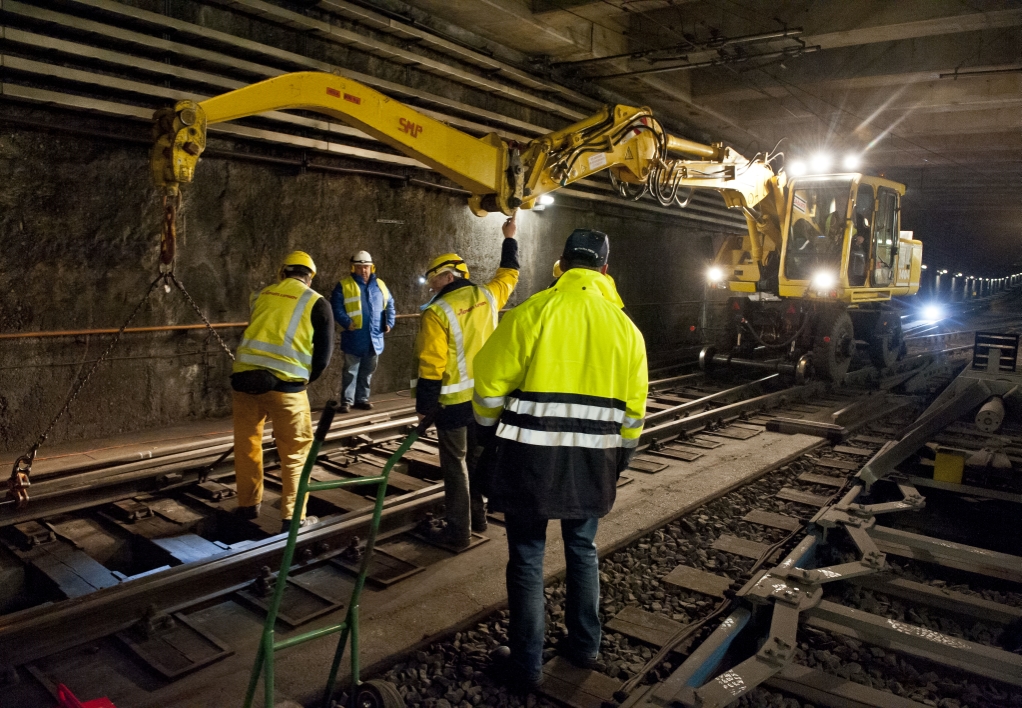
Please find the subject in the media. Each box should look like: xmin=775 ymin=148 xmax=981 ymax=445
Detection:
xmin=538 ymin=194 xmax=555 ymax=206
xmin=842 ymin=154 xmax=861 ymax=170
xmin=810 ymin=153 xmax=832 ymax=173
xmin=921 ymin=264 xmax=928 ymax=270
xmin=788 ymin=160 xmax=807 ymax=177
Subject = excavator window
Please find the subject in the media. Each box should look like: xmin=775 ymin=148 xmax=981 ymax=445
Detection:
xmin=848 ymin=184 xmax=874 ymax=287
xmin=784 ymin=178 xmax=852 ymax=282
xmin=873 ymin=188 xmax=899 ymax=287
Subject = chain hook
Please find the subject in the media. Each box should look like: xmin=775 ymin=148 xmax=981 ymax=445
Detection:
xmin=160 ymin=192 xmax=180 ymax=271
xmin=8 ymin=447 xmax=37 ymax=509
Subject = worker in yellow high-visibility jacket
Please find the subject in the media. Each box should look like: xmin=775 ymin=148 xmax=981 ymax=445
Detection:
xmin=413 ymin=213 xmax=520 ymax=549
xmin=472 ymin=229 xmax=647 ymax=690
xmin=231 ymin=251 xmax=334 ymax=534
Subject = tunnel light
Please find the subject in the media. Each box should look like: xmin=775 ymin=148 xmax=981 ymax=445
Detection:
xmin=417 ymin=276 xmax=427 ymax=285
xmin=842 ymin=154 xmax=861 ymax=170
xmin=788 ymin=160 xmax=807 ymax=177
xmin=921 ymin=264 xmax=928 ymax=270
xmin=922 ymin=304 xmax=944 ymax=323
xmin=706 ymin=266 xmax=724 ymax=284
xmin=810 ymin=153 xmax=832 ymax=173
xmin=956 ymin=272 xmax=963 ymax=277
xmin=811 ymin=271 xmax=836 ymax=289
xmin=538 ymin=194 xmax=555 ymax=206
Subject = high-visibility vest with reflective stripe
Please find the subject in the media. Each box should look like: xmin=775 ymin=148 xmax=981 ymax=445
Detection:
xmin=233 ymin=277 xmax=322 ymax=383
xmin=416 ymin=284 xmax=498 ymax=406
xmin=338 ymin=275 xmax=390 ymax=330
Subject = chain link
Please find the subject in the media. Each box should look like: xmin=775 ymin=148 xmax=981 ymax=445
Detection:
xmin=8 ymin=268 xmax=237 ymax=507
xmin=167 ymin=272 xmax=236 ymax=361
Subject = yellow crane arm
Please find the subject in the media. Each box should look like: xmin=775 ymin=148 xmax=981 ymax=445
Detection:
xmin=152 ymin=71 xmax=506 ymax=200
xmin=151 ymin=70 xmax=777 ymax=218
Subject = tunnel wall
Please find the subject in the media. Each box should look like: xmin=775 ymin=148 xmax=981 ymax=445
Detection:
xmin=0 ymin=0 xmax=747 ymax=454
xmin=0 ymin=123 xmax=724 ymax=453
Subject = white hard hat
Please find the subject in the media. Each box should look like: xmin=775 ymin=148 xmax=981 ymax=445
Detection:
xmin=351 ymin=250 xmax=373 ymax=264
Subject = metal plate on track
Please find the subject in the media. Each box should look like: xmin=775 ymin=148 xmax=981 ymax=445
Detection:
xmin=851 ymin=435 xmax=890 ymax=445
xmin=628 ymin=456 xmax=669 ymax=474
xmin=815 ymin=457 xmax=860 ymax=472
xmin=648 ymin=447 xmax=703 ymax=462
xmin=797 ymin=472 xmax=846 ymax=488
xmin=776 ymin=488 xmax=832 ymax=507
xmin=238 ymin=577 xmax=345 ymax=628
xmin=332 ymin=548 xmax=424 ymax=587
xmin=605 ymin=607 xmax=686 ymax=648
xmin=116 ymin=612 xmax=232 ymax=679
xmin=686 ymin=436 xmax=725 ymax=449
xmin=662 ymin=564 xmax=732 ymax=597
xmin=742 ymin=509 xmax=802 ymax=532
xmin=711 ymin=534 xmax=771 ymax=560
xmin=833 ymin=445 xmax=874 ymax=457
xmin=540 ymin=656 xmax=622 ymax=708
xmin=702 ymin=426 xmax=761 ymax=440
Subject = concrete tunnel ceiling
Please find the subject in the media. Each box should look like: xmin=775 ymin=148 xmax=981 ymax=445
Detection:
xmin=394 ymin=0 xmax=1022 ymax=277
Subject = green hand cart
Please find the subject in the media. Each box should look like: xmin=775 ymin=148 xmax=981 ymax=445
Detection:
xmin=243 ymin=401 xmax=430 ymax=708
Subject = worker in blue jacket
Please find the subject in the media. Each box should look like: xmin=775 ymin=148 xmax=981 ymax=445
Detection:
xmin=330 ymin=251 xmax=396 ymax=413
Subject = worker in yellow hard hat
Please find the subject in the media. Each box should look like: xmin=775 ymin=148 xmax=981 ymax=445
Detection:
xmin=413 ymin=212 xmax=520 ymax=549
xmin=329 ymin=250 xmax=395 ymax=414
xmin=231 ymin=251 xmax=334 ymax=533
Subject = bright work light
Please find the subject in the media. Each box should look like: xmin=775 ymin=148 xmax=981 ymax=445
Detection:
xmin=706 ymin=267 xmax=724 ymax=283
xmin=811 ymin=271 xmax=836 ymax=289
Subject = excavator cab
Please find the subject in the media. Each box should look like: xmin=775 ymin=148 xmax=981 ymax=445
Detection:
xmin=706 ymin=173 xmax=923 ymax=382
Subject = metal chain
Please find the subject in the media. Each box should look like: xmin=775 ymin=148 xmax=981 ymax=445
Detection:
xmin=166 ymin=272 xmax=235 ymax=360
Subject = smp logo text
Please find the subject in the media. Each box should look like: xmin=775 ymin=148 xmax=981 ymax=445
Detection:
xmin=398 ymin=117 xmax=423 ymax=139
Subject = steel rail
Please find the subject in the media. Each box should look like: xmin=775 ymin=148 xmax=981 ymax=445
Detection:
xmin=0 ymin=485 xmax=446 ymax=665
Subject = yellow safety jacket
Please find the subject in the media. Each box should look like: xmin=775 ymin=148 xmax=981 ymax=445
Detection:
xmin=412 ymin=268 xmax=518 ymax=407
xmin=472 ymin=267 xmax=647 ymax=518
xmin=234 ymin=277 xmax=322 ymax=383
xmin=338 ymin=275 xmax=391 ymax=330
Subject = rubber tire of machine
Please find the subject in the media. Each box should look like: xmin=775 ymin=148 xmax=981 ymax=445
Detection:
xmin=812 ymin=309 xmax=855 ymax=382
xmin=354 ymin=680 xmax=404 ymax=708
xmin=867 ymin=313 xmax=905 ymax=370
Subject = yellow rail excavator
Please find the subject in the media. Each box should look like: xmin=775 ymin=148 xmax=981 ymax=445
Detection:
xmin=152 ymin=70 xmax=921 ymax=381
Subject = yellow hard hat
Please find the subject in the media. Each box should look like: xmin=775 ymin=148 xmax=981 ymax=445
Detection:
xmin=552 ymin=259 xmax=563 ymax=279
xmin=280 ymin=250 xmax=317 ymax=277
xmin=425 ymin=252 xmax=469 ymax=280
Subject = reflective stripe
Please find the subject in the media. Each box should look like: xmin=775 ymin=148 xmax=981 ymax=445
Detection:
xmin=474 ymin=411 xmax=499 ymax=426
xmin=497 ymin=423 xmax=623 ymax=449
xmin=236 ymin=351 xmax=310 ymax=379
xmin=283 ymin=288 xmax=316 ymax=348
xmin=440 ymin=378 xmax=474 ymax=394
xmin=434 ymin=299 xmax=470 ymax=383
xmin=621 ymin=437 xmax=639 ymax=448
xmin=480 ymin=286 xmax=498 ymax=328
xmin=409 ymin=378 xmax=418 ymax=389
xmin=343 ymin=296 xmax=361 ymax=304
xmin=622 ymin=415 xmax=644 ymax=429
xmin=506 ymin=397 xmax=624 ymax=423
xmin=474 ymin=392 xmax=506 ymax=409
xmin=239 ymin=338 xmax=313 ymax=366
xmin=347 ymin=310 xmax=363 ymax=318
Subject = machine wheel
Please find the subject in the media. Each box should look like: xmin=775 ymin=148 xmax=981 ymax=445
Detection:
xmin=353 ymin=680 xmax=404 ymax=708
xmin=867 ymin=313 xmax=905 ymax=370
xmin=813 ymin=309 xmax=855 ymax=382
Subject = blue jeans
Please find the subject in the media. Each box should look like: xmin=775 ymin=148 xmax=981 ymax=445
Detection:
xmin=505 ymin=514 xmax=601 ymax=682
xmin=341 ymin=352 xmax=378 ymax=405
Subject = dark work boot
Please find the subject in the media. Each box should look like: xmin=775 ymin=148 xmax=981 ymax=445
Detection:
xmin=353 ymin=400 xmax=373 ymax=410
xmin=338 ymin=402 xmax=351 ymax=414
xmin=233 ymin=504 xmax=260 ymax=520
xmin=281 ymin=516 xmax=319 ymax=534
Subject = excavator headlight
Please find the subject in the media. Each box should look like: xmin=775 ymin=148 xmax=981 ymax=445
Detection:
xmin=922 ymin=305 xmax=944 ymax=323
xmin=811 ymin=271 xmax=836 ymax=290
xmin=706 ymin=267 xmax=724 ymax=284
xmin=842 ymin=154 xmax=861 ymax=170
xmin=810 ymin=153 xmax=832 ymax=173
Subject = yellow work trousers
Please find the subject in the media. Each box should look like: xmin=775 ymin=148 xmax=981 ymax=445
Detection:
xmin=232 ymin=389 xmax=313 ymax=520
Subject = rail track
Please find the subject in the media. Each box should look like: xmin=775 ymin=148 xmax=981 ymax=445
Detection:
xmin=1 ymin=290 xmax=1019 ymax=707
